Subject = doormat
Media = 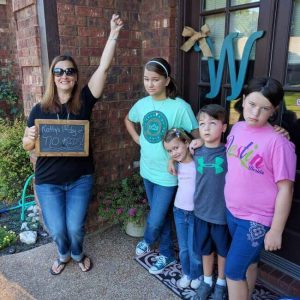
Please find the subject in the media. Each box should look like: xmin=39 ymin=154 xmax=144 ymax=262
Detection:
xmin=134 ymin=250 xmax=281 ymax=300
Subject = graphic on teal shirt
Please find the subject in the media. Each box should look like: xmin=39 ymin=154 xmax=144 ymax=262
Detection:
xmin=197 ymin=156 xmax=224 ymax=174
xmin=142 ymin=111 xmax=168 ymax=143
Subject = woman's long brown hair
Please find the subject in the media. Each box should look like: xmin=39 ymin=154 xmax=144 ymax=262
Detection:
xmin=41 ymin=55 xmax=81 ymax=114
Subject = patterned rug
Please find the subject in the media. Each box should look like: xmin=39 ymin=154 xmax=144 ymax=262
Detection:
xmin=135 ymin=250 xmax=281 ymax=300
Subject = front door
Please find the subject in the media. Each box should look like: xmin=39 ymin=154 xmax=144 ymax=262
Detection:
xmin=180 ymin=0 xmax=300 ymax=276
xmin=268 ymin=0 xmax=300 ymax=268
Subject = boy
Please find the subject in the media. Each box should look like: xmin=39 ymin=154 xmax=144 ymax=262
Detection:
xmin=192 ymin=104 xmax=230 ymax=300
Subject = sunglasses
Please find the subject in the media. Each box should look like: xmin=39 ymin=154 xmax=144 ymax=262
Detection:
xmin=52 ymin=67 xmax=77 ymax=77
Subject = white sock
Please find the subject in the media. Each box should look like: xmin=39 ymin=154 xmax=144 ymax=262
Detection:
xmin=204 ymin=275 xmax=213 ymax=287
xmin=216 ymin=278 xmax=226 ymax=286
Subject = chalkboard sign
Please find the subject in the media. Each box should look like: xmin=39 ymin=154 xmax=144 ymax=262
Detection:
xmin=35 ymin=119 xmax=89 ymax=157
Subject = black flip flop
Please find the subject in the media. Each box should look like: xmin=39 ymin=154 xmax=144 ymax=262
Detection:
xmin=77 ymin=255 xmax=93 ymax=272
xmin=50 ymin=258 xmax=68 ymax=275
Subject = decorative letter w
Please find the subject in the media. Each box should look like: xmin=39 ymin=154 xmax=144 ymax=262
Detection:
xmin=206 ymin=31 xmax=264 ymax=101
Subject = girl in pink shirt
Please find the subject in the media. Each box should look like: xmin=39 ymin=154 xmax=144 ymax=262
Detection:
xmin=224 ymin=78 xmax=296 ymax=300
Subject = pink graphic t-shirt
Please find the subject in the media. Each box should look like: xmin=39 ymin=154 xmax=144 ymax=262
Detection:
xmin=225 ymin=121 xmax=296 ymax=226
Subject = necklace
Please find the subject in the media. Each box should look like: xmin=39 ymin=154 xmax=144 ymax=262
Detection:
xmin=56 ymin=104 xmax=70 ymax=120
xmin=56 ymin=113 xmax=70 ymax=120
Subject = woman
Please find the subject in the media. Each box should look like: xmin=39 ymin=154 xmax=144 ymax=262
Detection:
xmin=22 ymin=14 xmax=123 ymax=275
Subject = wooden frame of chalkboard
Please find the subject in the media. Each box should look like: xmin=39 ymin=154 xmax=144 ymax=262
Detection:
xmin=35 ymin=119 xmax=89 ymax=157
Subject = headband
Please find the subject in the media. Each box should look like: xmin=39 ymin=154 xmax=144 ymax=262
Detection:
xmin=146 ymin=60 xmax=169 ymax=77
xmin=172 ymin=128 xmax=181 ymax=138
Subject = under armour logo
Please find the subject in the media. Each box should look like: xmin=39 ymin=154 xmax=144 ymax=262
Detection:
xmin=197 ymin=157 xmax=224 ymax=174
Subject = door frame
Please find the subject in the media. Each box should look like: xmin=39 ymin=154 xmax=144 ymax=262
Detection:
xmin=177 ymin=0 xmax=300 ymax=279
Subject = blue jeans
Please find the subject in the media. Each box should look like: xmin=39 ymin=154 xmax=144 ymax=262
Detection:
xmin=173 ymin=207 xmax=202 ymax=279
xmin=143 ymin=178 xmax=177 ymax=258
xmin=225 ymin=209 xmax=269 ymax=280
xmin=35 ymin=175 xmax=93 ymax=262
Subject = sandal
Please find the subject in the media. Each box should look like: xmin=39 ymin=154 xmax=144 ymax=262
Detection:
xmin=77 ymin=255 xmax=93 ymax=272
xmin=50 ymin=258 xmax=69 ymax=275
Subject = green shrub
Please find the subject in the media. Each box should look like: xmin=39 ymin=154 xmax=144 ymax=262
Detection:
xmin=0 ymin=225 xmax=17 ymax=249
xmin=0 ymin=119 xmax=33 ymax=204
xmin=0 ymin=64 xmax=22 ymax=120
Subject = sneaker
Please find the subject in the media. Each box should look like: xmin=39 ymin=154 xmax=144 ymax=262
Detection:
xmin=191 ymin=277 xmax=202 ymax=289
xmin=149 ymin=255 xmax=176 ymax=275
xmin=213 ymin=284 xmax=228 ymax=300
xmin=194 ymin=280 xmax=213 ymax=300
xmin=177 ymin=274 xmax=191 ymax=288
xmin=135 ymin=240 xmax=150 ymax=256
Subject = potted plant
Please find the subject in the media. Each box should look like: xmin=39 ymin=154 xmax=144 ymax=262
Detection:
xmin=98 ymin=173 xmax=149 ymax=237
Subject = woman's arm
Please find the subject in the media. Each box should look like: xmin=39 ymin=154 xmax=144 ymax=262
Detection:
xmin=88 ymin=14 xmax=124 ymax=98
xmin=264 ymin=179 xmax=294 ymax=251
xmin=124 ymin=114 xmax=140 ymax=145
xmin=22 ymin=126 xmax=37 ymax=151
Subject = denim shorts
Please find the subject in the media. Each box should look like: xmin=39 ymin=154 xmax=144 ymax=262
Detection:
xmin=225 ymin=209 xmax=270 ymax=280
xmin=194 ymin=217 xmax=231 ymax=257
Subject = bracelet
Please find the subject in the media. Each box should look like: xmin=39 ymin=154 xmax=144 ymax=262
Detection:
xmin=108 ymin=37 xmax=117 ymax=41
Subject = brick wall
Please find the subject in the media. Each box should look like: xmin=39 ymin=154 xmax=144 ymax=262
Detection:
xmin=0 ymin=0 xmax=20 ymax=115
xmin=140 ymin=0 xmax=178 ymax=70
xmin=12 ymin=0 xmax=43 ymax=116
xmin=9 ymin=0 xmax=178 ymax=230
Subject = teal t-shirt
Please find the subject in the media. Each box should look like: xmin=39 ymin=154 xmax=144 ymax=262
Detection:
xmin=128 ymin=96 xmax=198 ymax=186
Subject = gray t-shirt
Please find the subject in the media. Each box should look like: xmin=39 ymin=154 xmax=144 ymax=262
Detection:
xmin=193 ymin=145 xmax=227 ymax=225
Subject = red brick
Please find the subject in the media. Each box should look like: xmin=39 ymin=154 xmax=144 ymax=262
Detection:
xmin=59 ymin=47 xmax=79 ymax=57
xmin=143 ymin=48 xmax=161 ymax=58
xmin=78 ymin=26 xmax=106 ymax=38
xmin=26 ymin=36 xmax=40 ymax=48
xmin=56 ymin=3 xmax=75 ymax=15
xmin=59 ymin=25 xmax=78 ymax=36
xmin=259 ymin=262 xmax=271 ymax=272
xmin=75 ymin=56 xmax=89 ymax=66
xmin=58 ymin=14 xmax=87 ymax=26
xmin=88 ymin=37 xmax=107 ymax=47
xmin=75 ymin=6 xmax=102 ymax=17
xmin=289 ymin=280 xmax=300 ymax=296
xmin=278 ymin=275 xmax=295 ymax=293
xmin=80 ymin=47 xmax=102 ymax=57
xmin=118 ymin=39 xmax=140 ymax=49
xmin=12 ymin=0 xmax=35 ymax=12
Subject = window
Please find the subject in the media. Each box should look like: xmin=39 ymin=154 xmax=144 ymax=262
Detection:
xmin=283 ymin=0 xmax=300 ymax=169
xmin=199 ymin=1 xmax=260 ymax=122
xmin=204 ymin=0 xmax=226 ymax=10
xmin=286 ymin=0 xmax=300 ymax=86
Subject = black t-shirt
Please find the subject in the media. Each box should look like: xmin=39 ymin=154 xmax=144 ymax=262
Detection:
xmin=27 ymin=86 xmax=98 ymax=185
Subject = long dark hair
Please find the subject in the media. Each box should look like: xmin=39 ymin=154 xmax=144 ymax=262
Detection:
xmin=245 ymin=77 xmax=284 ymax=108
xmin=41 ymin=55 xmax=81 ymax=114
xmin=145 ymin=57 xmax=179 ymax=99
xmin=234 ymin=77 xmax=284 ymax=122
